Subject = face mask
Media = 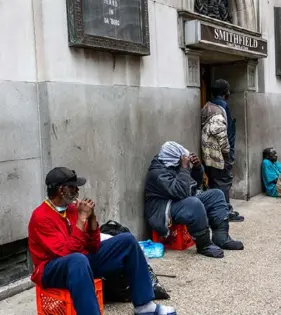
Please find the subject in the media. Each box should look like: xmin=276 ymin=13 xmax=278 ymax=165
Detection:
xmin=55 ymin=205 xmax=67 ymax=212
xmin=46 ymin=199 xmax=67 ymax=212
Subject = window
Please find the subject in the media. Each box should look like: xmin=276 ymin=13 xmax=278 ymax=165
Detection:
xmin=194 ymin=0 xmax=232 ymax=23
xmin=0 ymin=238 xmax=32 ymax=286
xmin=274 ymin=7 xmax=281 ymax=76
xmin=66 ymin=0 xmax=150 ymax=56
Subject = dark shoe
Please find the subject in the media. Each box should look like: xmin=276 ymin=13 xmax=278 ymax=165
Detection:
xmin=229 ymin=212 xmax=244 ymax=222
xmin=220 ymin=239 xmax=244 ymax=250
xmin=197 ymin=244 xmax=224 ymax=258
xmin=212 ymin=220 xmax=244 ymax=250
xmin=147 ymin=265 xmax=170 ymax=300
xmin=193 ymin=229 xmax=224 ymax=258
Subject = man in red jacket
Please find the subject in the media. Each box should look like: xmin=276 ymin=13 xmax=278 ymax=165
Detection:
xmin=28 ymin=167 xmax=176 ymax=315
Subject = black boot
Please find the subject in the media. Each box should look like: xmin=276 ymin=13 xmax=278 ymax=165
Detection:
xmin=192 ymin=229 xmax=224 ymax=258
xmin=229 ymin=211 xmax=244 ymax=222
xmin=212 ymin=220 xmax=244 ymax=250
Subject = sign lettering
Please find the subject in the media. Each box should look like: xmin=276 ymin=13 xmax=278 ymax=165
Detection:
xmin=83 ymin=0 xmax=143 ymax=44
xmin=201 ymin=24 xmax=267 ymax=55
xmin=213 ymin=29 xmax=258 ymax=49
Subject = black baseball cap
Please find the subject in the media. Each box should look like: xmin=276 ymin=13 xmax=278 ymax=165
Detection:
xmin=45 ymin=167 xmax=86 ymax=188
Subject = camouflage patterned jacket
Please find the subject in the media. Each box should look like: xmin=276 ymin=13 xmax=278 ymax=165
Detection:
xmin=201 ymin=102 xmax=230 ymax=170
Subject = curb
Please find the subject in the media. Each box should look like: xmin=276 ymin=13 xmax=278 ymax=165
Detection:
xmin=0 ymin=277 xmax=35 ymax=301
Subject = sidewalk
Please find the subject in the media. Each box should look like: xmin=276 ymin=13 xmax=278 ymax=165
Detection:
xmin=0 ymin=195 xmax=281 ymax=315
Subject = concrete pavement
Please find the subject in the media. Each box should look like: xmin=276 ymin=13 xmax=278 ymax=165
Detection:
xmin=0 ymin=195 xmax=281 ymax=315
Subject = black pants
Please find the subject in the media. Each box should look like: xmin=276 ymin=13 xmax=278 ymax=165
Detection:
xmin=205 ymin=161 xmax=234 ymax=214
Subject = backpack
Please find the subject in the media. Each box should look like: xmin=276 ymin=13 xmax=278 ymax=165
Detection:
xmin=100 ymin=220 xmax=130 ymax=236
xmin=100 ymin=220 xmax=170 ymax=302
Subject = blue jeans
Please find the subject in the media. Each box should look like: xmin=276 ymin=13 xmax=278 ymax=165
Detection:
xmin=42 ymin=233 xmax=154 ymax=315
xmin=170 ymin=189 xmax=228 ymax=234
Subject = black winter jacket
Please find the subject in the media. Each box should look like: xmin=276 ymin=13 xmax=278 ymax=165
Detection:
xmin=144 ymin=156 xmax=204 ymax=236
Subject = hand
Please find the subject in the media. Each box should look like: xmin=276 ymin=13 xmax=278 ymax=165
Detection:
xmin=180 ymin=155 xmax=190 ymax=169
xmin=190 ymin=153 xmax=201 ymax=169
xmin=77 ymin=198 xmax=95 ymax=224
xmin=88 ymin=213 xmax=98 ymax=231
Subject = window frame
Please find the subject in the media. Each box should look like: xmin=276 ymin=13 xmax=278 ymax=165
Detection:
xmin=274 ymin=7 xmax=281 ymax=76
xmin=66 ymin=0 xmax=150 ymax=56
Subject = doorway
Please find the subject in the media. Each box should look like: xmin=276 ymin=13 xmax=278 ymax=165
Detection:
xmin=200 ymin=63 xmax=212 ymax=190
xmin=198 ymin=60 xmax=251 ymax=199
xmin=200 ymin=64 xmax=211 ymax=108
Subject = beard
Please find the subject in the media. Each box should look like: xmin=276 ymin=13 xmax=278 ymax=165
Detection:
xmin=62 ymin=191 xmax=79 ymax=205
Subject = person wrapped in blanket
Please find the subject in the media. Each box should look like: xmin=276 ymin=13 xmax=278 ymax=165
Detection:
xmin=144 ymin=141 xmax=244 ymax=259
xmin=262 ymin=148 xmax=281 ymax=197
xmin=28 ymin=167 xmax=176 ymax=315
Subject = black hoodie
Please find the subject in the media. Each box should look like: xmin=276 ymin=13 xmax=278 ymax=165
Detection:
xmin=144 ymin=156 xmax=204 ymax=236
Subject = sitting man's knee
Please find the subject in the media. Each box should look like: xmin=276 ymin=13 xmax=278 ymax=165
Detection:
xmin=183 ymin=197 xmax=205 ymax=211
xmin=67 ymin=253 xmax=89 ymax=266
xmin=210 ymin=189 xmax=226 ymax=200
xmin=182 ymin=196 xmax=201 ymax=206
xmin=179 ymin=197 xmax=206 ymax=218
xmin=65 ymin=253 xmax=93 ymax=283
xmin=176 ymin=197 xmax=208 ymax=232
xmin=115 ymin=232 xmax=137 ymax=245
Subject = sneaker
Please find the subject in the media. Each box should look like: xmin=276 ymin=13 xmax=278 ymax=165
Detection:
xmin=135 ymin=304 xmax=177 ymax=315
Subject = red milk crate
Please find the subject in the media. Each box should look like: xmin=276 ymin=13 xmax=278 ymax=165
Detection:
xmin=152 ymin=224 xmax=194 ymax=251
xmin=36 ymin=278 xmax=104 ymax=315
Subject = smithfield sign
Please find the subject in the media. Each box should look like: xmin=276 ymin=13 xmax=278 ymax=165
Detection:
xmin=213 ymin=28 xmax=258 ymax=49
xmin=185 ymin=20 xmax=267 ymax=58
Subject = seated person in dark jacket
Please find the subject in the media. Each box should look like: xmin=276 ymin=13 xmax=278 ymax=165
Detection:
xmin=144 ymin=141 xmax=244 ymax=258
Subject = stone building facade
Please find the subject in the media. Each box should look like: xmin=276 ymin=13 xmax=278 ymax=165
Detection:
xmin=0 ymin=0 xmax=280 ymax=285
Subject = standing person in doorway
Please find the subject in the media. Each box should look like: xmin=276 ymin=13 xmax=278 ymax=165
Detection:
xmin=201 ymin=79 xmax=244 ymax=222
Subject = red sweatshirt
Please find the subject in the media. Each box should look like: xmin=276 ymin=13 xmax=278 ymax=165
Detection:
xmin=28 ymin=201 xmax=101 ymax=286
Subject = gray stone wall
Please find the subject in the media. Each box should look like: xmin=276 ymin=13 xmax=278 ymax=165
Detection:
xmin=0 ymin=82 xmax=42 ymax=245
xmin=247 ymin=92 xmax=281 ymax=198
xmin=228 ymin=92 xmax=248 ymax=200
xmin=0 ymin=0 xmax=276 ymax=247
xmin=39 ymin=83 xmax=201 ymax=239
